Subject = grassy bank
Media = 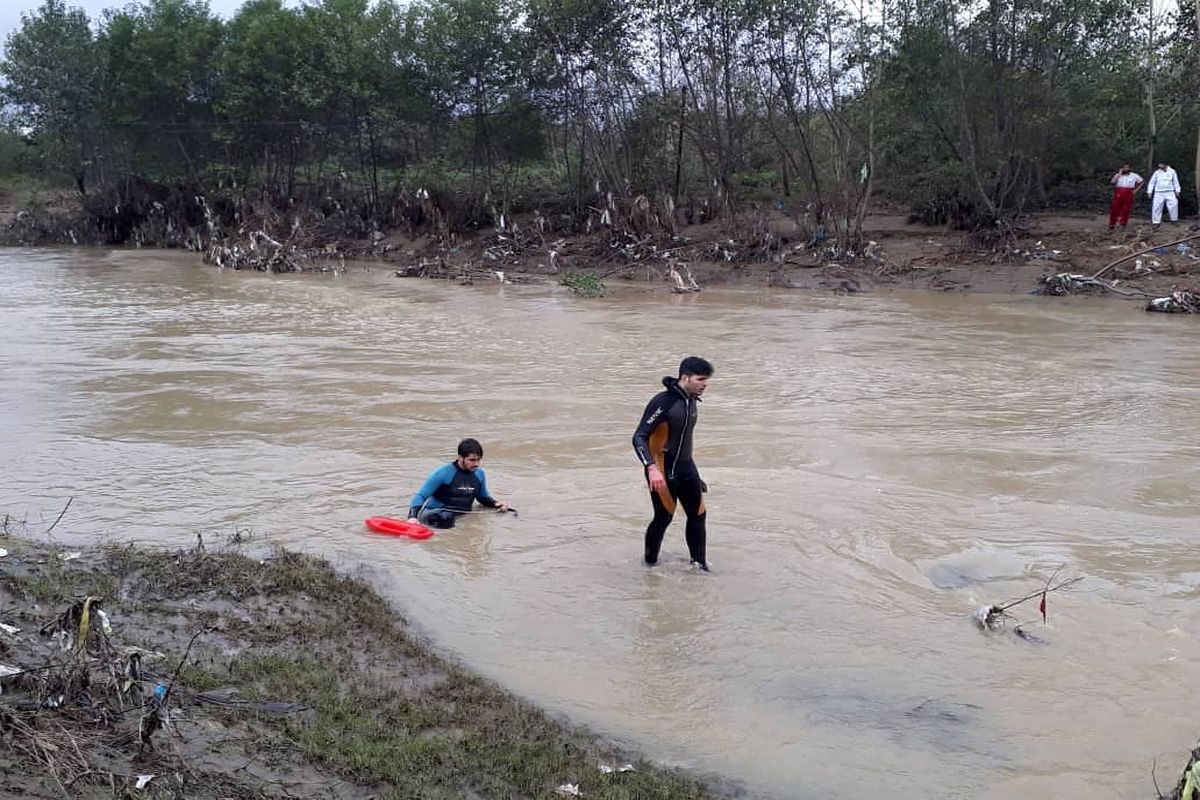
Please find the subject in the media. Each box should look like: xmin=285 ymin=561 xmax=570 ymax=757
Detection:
xmin=0 ymin=533 xmax=730 ymax=799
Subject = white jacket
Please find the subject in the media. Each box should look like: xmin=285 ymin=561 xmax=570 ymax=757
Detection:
xmin=1146 ymin=167 xmax=1180 ymax=195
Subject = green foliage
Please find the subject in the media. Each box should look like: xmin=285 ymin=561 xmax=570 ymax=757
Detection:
xmin=0 ymin=126 xmax=33 ymax=176
xmin=97 ymin=0 xmax=224 ymax=180
xmin=559 ymin=271 xmax=606 ymax=297
xmin=0 ymin=0 xmax=1193 ymax=228
xmin=0 ymin=0 xmax=104 ymax=192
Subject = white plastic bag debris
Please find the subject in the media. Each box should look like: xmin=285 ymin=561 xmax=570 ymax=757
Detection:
xmin=0 ymin=663 xmax=21 ymax=694
xmin=0 ymin=548 xmax=8 ymax=557
xmin=598 ymin=763 xmax=636 ymax=774
xmin=135 ymin=775 xmax=155 ymax=790
xmin=555 ymin=783 xmax=582 ymax=796
xmin=58 ymin=551 xmax=82 ymax=561
xmin=974 ymin=605 xmax=1004 ymax=630
xmin=96 ymin=609 xmax=113 ymax=636
xmin=0 ymin=623 xmax=20 ymax=635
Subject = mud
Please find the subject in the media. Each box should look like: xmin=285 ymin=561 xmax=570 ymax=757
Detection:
xmin=0 ymin=532 xmax=736 ymax=799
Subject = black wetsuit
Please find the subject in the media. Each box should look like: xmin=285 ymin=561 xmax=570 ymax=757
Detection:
xmin=632 ymin=376 xmax=707 ymax=565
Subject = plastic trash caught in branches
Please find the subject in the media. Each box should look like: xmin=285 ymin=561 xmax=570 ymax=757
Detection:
xmin=974 ymin=570 xmax=1083 ymax=641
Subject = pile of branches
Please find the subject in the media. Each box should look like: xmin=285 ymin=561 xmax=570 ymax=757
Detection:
xmin=0 ymin=596 xmax=200 ymax=793
xmin=0 ymin=178 xmax=232 ymax=249
xmin=204 ymin=187 xmax=402 ymax=272
xmin=204 ymin=229 xmax=314 ymax=273
xmin=0 ymin=208 xmax=91 ymax=247
xmin=1043 ymin=234 xmax=1200 ymax=299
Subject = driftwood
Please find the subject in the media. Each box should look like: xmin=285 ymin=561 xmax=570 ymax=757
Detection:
xmin=1039 ymin=272 xmax=1157 ymax=298
xmin=1091 ymin=233 xmax=1200 ymax=281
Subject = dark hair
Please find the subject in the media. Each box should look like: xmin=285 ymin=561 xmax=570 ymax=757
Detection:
xmin=457 ymin=438 xmax=483 ymax=458
xmin=678 ymin=356 xmax=714 ymax=377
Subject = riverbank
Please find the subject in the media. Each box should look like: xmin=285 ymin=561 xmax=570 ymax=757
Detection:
xmin=388 ymin=210 xmax=1200 ymax=300
xmin=2 ymin=182 xmax=1196 ymax=302
xmin=0 ymin=531 xmax=732 ymax=799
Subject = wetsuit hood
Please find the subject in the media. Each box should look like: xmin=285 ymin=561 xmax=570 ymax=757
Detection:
xmin=662 ymin=375 xmax=701 ymax=400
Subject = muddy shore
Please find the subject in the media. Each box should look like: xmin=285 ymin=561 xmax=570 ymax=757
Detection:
xmin=0 ymin=530 xmax=735 ymax=799
xmin=392 ymin=211 xmax=1200 ymax=301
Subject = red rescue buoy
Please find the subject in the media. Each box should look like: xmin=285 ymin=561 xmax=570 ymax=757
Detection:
xmin=364 ymin=516 xmax=434 ymax=539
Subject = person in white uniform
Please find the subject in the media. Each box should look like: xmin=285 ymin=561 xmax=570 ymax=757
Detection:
xmin=1145 ymin=162 xmax=1181 ymax=227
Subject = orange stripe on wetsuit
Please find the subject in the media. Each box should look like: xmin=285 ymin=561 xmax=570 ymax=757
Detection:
xmin=632 ymin=377 xmax=706 ymax=516
xmin=647 ymin=423 xmax=676 ymax=512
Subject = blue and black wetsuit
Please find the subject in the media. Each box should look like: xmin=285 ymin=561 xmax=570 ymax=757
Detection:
xmin=407 ymin=462 xmax=500 ymax=529
xmin=632 ymin=376 xmax=707 ymax=565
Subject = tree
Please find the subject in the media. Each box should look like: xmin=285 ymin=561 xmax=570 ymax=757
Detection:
xmin=217 ymin=0 xmax=316 ymax=197
xmin=525 ymin=0 xmax=639 ymax=212
xmin=876 ymin=0 xmax=1139 ymax=226
xmin=1 ymin=0 xmax=104 ymax=194
xmin=96 ymin=0 xmax=224 ymax=184
xmin=406 ymin=0 xmax=533 ymax=183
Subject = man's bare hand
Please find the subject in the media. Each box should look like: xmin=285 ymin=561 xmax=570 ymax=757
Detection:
xmin=647 ymin=465 xmax=666 ymax=492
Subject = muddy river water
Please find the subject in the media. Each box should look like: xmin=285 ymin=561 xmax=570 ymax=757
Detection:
xmin=4 ymin=247 xmax=1200 ymax=798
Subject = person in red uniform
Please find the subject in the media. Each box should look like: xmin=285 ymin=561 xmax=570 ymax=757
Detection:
xmin=1108 ymin=164 xmax=1143 ymax=230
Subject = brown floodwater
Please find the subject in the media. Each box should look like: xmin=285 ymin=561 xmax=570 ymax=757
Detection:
xmin=3 ymin=247 xmax=1200 ymax=799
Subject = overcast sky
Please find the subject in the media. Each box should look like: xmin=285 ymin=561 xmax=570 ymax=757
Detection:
xmin=1 ymin=0 xmax=248 ymax=54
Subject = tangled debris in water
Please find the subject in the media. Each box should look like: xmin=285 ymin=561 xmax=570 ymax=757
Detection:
xmin=1038 ymin=272 xmax=1108 ymax=296
xmin=973 ymin=572 xmax=1083 ymax=642
xmin=1146 ymin=290 xmax=1200 ymax=314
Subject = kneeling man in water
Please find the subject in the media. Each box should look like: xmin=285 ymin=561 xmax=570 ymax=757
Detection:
xmin=407 ymin=438 xmax=509 ymax=529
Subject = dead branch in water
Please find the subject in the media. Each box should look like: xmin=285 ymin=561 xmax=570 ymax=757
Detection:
xmin=1039 ymin=272 xmax=1160 ymax=298
xmin=975 ymin=571 xmax=1084 ymax=632
xmin=993 ymin=575 xmax=1089 ymax=614
xmin=44 ymin=496 xmax=73 ymax=534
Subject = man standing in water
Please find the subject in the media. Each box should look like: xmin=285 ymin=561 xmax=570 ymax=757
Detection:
xmin=632 ymin=357 xmax=714 ymax=571
xmin=406 ymin=438 xmax=508 ymax=529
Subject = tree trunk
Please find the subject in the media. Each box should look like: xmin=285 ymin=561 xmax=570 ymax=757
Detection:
xmin=1145 ymin=0 xmax=1157 ymax=171
xmin=852 ymin=105 xmax=876 ymax=246
xmin=673 ymin=86 xmax=687 ymax=205
xmin=1194 ymin=0 xmax=1199 ymax=213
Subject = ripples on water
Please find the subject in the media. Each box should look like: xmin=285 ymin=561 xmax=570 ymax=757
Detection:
xmin=3 ymin=249 xmax=1200 ymax=798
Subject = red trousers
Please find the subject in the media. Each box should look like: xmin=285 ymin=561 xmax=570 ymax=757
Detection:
xmin=1109 ymin=187 xmax=1135 ymax=227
